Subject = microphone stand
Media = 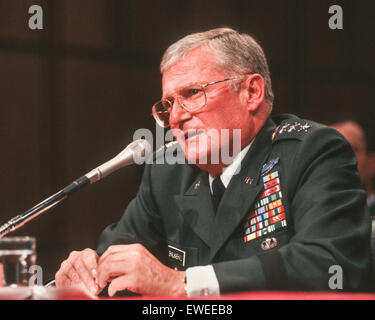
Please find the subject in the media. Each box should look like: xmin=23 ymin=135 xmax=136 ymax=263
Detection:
xmin=0 ymin=176 xmax=90 ymax=238
xmin=0 ymin=139 xmax=151 ymax=238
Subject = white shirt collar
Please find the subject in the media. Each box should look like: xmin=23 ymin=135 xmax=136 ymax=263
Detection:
xmin=208 ymin=142 xmax=253 ymax=193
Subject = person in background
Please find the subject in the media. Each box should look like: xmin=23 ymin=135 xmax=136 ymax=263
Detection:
xmin=330 ymin=121 xmax=375 ymax=216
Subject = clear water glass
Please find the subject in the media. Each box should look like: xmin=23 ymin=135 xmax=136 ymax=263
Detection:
xmin=0 ymin=237 xmax=36 ymax=287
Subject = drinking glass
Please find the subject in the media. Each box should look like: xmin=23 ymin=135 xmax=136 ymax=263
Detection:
xmin=0 ymin=237 xmax=36 ymax=287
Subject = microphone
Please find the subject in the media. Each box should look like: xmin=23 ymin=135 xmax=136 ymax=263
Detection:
xmin=0 ymin=139 xmax=152 ymax=237
xmin=85 ymin=139 xmax=151 ymax=184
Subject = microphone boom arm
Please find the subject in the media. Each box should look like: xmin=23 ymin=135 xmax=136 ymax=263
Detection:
xmin=0 ymin=139 xmax=151 ymax=238
xmin=0 ymin=176 xmax=90 ymax=238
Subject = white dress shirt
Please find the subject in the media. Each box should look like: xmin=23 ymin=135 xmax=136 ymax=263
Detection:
xmin=185 ymin=142 xmax=253 ymax=297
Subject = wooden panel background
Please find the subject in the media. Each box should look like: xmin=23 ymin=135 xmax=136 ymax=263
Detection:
xmin=0 ymin=0 xmax=374 ymax=281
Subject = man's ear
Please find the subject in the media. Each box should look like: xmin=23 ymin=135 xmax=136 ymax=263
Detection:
xmin=244 ymin=74 xmax=266 ymax=112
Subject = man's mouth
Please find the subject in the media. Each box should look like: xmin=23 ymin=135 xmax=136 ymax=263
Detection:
xmin=184 ymin=130 xmax=204 ymax=140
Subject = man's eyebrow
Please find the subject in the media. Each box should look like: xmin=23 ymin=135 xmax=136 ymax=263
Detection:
xmin=162 ymin=81 xmax=201 ymax=99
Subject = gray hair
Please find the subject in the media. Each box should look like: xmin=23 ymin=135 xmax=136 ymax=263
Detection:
xmin=160 ymin=28 xmax=274 ymax=106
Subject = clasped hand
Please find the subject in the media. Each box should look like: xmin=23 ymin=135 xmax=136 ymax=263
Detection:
xmin=55 ymin=244 xmax=186 ymax=297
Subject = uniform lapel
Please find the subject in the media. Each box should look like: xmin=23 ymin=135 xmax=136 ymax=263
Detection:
xmin=178 ymin=170 xmax=216 ymax=248
xmin=209 ymin=118 xmax=276 ymax=261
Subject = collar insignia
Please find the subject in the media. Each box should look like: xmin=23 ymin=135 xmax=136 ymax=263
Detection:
xmin=194 ymin=181 xmax=201 ymax=190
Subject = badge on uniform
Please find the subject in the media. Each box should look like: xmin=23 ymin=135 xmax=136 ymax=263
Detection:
xmin=243 ymin=165 xmax=288 ymax=244
xmin=261 ymin=237 xmax=277 ymax=251
xmin=261 ymin=157 xmax=279 ymax=176
xmin=167 ymin=245 xmax=186 ymax=269
xmin=194 ymin=181 xmax=201 ymax=190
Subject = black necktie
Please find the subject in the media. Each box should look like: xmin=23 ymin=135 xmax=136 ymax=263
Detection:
xmin=212 ymin=176 xmax=226 ymax=213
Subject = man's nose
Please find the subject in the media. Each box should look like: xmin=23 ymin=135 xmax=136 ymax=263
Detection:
xmin=169 ymin=100 xmax=192 ymax=127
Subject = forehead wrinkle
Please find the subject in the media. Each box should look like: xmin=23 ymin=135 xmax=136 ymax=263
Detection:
xmin=161 ymin=46 xmax=227 ymax=100
xmin=162 ymin=66 xmax=224 ymax=100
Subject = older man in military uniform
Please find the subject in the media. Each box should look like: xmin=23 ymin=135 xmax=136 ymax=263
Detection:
xmin=55 ymin=28 xmax=372 ymax=297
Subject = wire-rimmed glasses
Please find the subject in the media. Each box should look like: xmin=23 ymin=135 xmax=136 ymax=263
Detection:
xmin=152 ymin=75 xmax=249 ymax=128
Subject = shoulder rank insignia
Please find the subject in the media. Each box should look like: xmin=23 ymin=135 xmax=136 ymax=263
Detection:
xmin=261 ymin=157 xmax=280 ymax=176
xmin=279 ymin=122 xmax=311 ymax=134
xmin=272 ymin=122 xmax=312 ymax=141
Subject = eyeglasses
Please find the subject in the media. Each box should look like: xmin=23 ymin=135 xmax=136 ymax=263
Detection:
xmin=152 ymin=75 xmax=249 ymax=128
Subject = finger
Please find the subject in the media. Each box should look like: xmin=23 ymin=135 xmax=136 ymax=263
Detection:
xmin=66 ymin=260 xmax=82 ymax=284
xmin=81 ymin=249 xmax=99 ymax=272
xmin=97 ymin=258 xmax=131 ymax=289
xmin=61 ymin=251 xmax=82 ymax=285
xmin=99 ymin=243 xmax=150 ymax=262
xmin=73 ymin=257 xmax=99 ymax=295
xmin=55 ymin=259 xmax=76 ymax=287
xmin=57 ymin=251 xmax=97 ymax=293
xmin=55 ymin=269 xmax=72 ymax=288
xmin=99 ymin=243 xmax=150 ymax=269
xmin=99 ymin=245 xmax=130 ymax=263
xmin=81 ymin=249 xmax=100 ymax=291
xmin=107 ymin=274 xmax=134 ymax=297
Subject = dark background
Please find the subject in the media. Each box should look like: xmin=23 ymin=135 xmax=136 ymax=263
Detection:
xmin=0 ymin=0 xmax=374 ymax=281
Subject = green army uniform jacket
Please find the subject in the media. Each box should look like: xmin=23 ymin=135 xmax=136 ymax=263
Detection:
xmin=97 ymin=114 xmax=372 ymax=292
